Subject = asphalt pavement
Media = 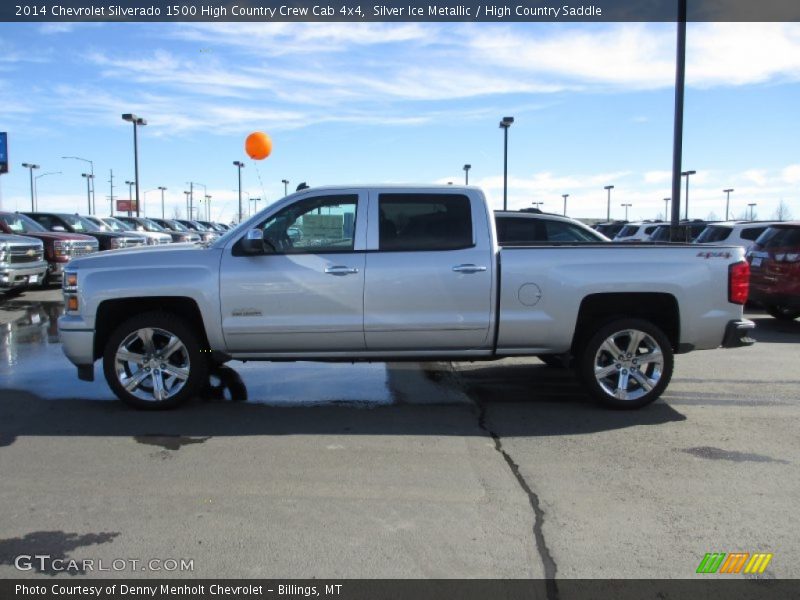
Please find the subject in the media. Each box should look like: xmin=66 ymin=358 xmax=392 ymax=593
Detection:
xmin=0 ymin=287 xmax=798 ymax=581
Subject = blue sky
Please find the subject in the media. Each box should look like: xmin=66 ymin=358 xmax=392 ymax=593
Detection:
xmin=1 ymin=21 xmax=799 ymax=223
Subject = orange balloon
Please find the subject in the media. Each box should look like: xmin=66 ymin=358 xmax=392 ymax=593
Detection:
xmin=245 ymin=131 xmax=272 ymax=160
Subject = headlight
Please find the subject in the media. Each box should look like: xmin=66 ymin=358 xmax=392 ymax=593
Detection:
xmin=147 ymin=237 xmax=158 ymax=245
xmin=63 ymin=271 xmax=79 ymax=313
xmin=110 ymin=238 xmax=122 ymax=248
xmin=54 ymin=239 xmax=69 ymax=258
xmin=0 ymin=243 xmax=8 ymax=263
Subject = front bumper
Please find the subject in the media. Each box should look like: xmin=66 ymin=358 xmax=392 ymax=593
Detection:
xmin=0 ymin=261 xmax=48 ymax=289
xmin=721 ymin=319 xmax=756 ymax=348
xmin=58 ymin=314 xmax=96 ymax=380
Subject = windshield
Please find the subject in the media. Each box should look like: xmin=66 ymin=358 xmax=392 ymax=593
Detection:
xmin=167 ymin=220 xmax=189 ymax=232
xmin=141 ymin=218 xmax=167 ymax=232
xmin=617 ymin=225 xmax=640 ymax=237
xmin=0 ymin=213 xmax=48 ymax=234
xmin=62 ymin=214 xmax=100 ymax=232
xmin=650 ymin=226 xmax=670 ymax=241
xmin=104 ymin=218 xmax=132 ymax=232
xmin=756 ymin=226 xmax=800 ymax=249
xmin=695 ymin=226 xmax=732 ymax=243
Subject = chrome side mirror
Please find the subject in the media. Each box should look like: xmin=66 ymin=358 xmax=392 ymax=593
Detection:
xmin=241 ymin=229 xmax=266 ymax=254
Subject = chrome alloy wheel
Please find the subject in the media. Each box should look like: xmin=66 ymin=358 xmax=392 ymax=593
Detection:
xmin=113 ymin=327 xmax=190 ymax=402
xmin=592 ymin=328 xmax=664 ymax=402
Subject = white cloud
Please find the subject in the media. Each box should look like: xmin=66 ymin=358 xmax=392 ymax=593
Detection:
xmin=782 ymin=164 xmax=800 ymax=184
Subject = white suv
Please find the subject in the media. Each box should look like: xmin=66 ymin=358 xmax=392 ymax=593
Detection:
xmin=494 ymin=210 xmax=609 ymax=244
xmin=695 ymin=221 xmax=781 ymax=251
xmin=613 ymin=221 xmax=667 ymax=242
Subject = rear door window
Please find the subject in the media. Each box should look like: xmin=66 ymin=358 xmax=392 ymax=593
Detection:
xmin=378 ymin=194 xmax=473 ymax=251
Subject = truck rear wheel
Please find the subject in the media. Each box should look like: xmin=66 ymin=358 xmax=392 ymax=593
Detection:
xmin=766 ymin=305 xmax=800 ymax=321
xmin=102 ymin=311 xmax=208 ymax=410
xmin=578 ymin=318 xmax=673 ymax=409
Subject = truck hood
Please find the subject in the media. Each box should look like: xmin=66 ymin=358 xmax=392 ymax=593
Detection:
xmin=67 ymin=242 xmax=207 ymax=270
xmin=17 ymin=231 xmax=96 ymax=243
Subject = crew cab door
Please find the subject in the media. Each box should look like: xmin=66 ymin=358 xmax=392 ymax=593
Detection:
xmin=220 ymin=191 xmax=367 ymax=352
xmin=363 ymin=191 xmax=494 ymax=351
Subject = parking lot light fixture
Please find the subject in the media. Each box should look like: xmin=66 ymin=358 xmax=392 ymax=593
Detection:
xmin=158 ymin=186 xmax=167 ymax=219
xmin=663 ymin=198 xmax=670 ymax=220
xmin=621 ymin=203 xmax=632 ymax=220
xmin=233 ymin=161 xmax=245 ymax=222
xmin=62 ymin=156 xmax=95 ymax=213
xmin=499 ymin=117 xmax=514 ymax=210
xmin=681 ymin=170 xmax=696 ymax=219
xmin=463 ymin=164 xmax=471 ymax=185
xmin=604 ymin=185 xmax=614 ymax=221
xmin=562 ymin=193 xmax=569 ymax=216
xmin=205 ymin=194 xmax=211 ymax=221
xmin=723 ymin=188 xmax=734 ymax=221
xmin=81 ymin=173 xmax=94 ymax=214
xmin=121 ymin=113 xmax=146 ymax=217
xmin=748 ymin=203 xmax=757 ymax=221
xmin=282 ymin=179 xmax=289 ymax=196
xmin=21 ymin=163 xmax=40 ymax=210
xmin=184 ymin=191 xmax=191 ymax=219
xmin=33 ymin=171 xmax=60 ymax=211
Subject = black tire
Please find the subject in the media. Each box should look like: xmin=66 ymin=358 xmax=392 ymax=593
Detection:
xmin=766 ymin=305 xmax=800 ymax=321
xmin=578 ymin=318 xmax=674 ymax=409
xmin=537 ymin=354 xmax=572 ymax=369
xmin=103 ymin=311 xmax=208 ymax=410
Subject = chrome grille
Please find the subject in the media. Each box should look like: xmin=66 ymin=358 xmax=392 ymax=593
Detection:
xmin=9 ymin=245 xmax=44 ymax=264
xmin=70 ymin=242 xmax=99 ymax=257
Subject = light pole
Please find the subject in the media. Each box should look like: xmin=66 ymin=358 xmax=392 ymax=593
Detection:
xmin=33 ymin=171 xmax=61 ymax=211
xmin=183 ymin=191 xmax=191 ymax=219
xmin=604 ymin=185 xmax=614 ymax=221
xmin=250 ymin=197 xmax=261 ymax=216
xmin=663 ymin=198 xmax=670 ymax=220
xmin=532 ymin=201 xmax=544 ymax=210
xmin=62 ymin=156 xmax=94 ymax=214
xmin=81 ymin=173 xmax=94 ymax=214
xmin=21 ymin=163 xmax=39 ymax=210
xmin=463 ymin=164 xmax=471 ymax=185
xmin=562 ymin=193 xmax=569 ymax=216
xmin=681 ymin=170 xmax=696 ymax=220
xmin=233 ymin=161 xmax=245 ymax=222
xmin=499 ymin=117 xmax=514 ymax=210
xmin=158 ymin=186 xmax=167 ymax=219
xmin=205 ymin=195 xmax=211 ymax=221
xmin=748 ymin=203 xmax=757 ymax=220
xmin=723 ymin=188 xmax=734 ymax=221
xmin=121 ymin=113 xmax=146 ymax=217
xmin=125 ymin=180 xmax=135 ymax=216
xmin=621 ymin=203 xmax=632 ymax=220
xmin=282 ymin=179 xmax=289 ymax=196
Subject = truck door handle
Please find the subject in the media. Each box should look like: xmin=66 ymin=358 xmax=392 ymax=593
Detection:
xmin=324 ymin=266 xmax=359 ymax=276
xmin=452 ymin=264 xmax=487 ymax=274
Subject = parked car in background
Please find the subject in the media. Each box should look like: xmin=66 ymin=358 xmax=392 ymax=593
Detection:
xmin=747 ymin=222 xmax=800 ymax=320
xmin=114 ymin=216 xmax=173 ymax=245
xmin=197 ymin=220 xmax=228 ymax=234
xmin=0 ymin=233 xmax=47 ymax=292
xmin=84 ymin=216 xmax=149 ymax=246
xmin=613 ymin=221 xmax=666 ymax=242
xmin=593 ymin=220 xmax=628 ymax=239
xmin=649 ymin=220 xmax=713 ymax=243
xmin=149 ymin=218 xmax=202 ymax=243
xmin=0 ymin=211 xmax=98 ymax=286
xmin=23 ymin=212 xmax=146 ymax=251
xmin=695 ymin=221 xmax=781 ymax=252
xmin=495 ymin=210 xmax=609 ymax=245
xmin=175 ymin=219 xmax=219 ymax=243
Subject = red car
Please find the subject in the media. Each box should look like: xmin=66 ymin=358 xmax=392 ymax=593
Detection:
xmin=0 ymin=211 xmax=99 ymax=286
xmin=746 ymin=222 xmax=800 ymax=320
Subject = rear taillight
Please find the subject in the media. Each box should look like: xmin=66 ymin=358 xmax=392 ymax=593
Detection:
xmin=728 ymin=261 xmax=749 ymax=305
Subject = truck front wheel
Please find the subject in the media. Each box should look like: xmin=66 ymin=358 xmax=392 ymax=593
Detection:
xmin=102 ymin=311 xmax=208 ymax=410
xmin=578 ymin=318 xmax=673 ymax=409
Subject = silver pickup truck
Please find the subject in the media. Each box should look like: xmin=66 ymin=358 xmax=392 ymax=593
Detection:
xmin=58 ymin=186 xmax=754 ymax=410
xmin=0 ymin=233 xmax=47 ymax=292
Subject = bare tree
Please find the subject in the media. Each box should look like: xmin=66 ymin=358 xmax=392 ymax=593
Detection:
xmin=171 ymin=206 xmax=182 ymax=219
xmin=706 ymin=211 xmax=719 ymax=221
xmin=772 ymin=200 xmax=793 ymax=222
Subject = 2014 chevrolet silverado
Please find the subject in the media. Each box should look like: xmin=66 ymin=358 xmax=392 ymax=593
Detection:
xmin=58 ymin=186 xmax=755 ymax=410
